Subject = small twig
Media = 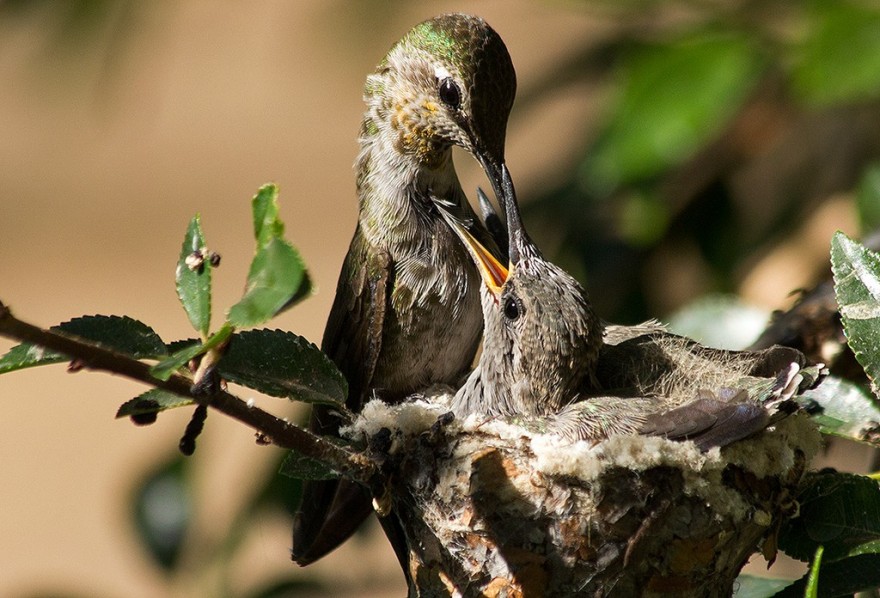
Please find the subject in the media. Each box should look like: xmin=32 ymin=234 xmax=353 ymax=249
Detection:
xmin=0 ymin=300 xmax=373 ymax=483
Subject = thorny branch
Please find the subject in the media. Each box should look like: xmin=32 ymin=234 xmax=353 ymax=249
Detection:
xmin=0 ymin=299 xmax=374 ymax=483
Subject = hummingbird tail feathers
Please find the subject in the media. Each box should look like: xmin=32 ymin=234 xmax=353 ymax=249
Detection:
xmin=292 ymin=479 xmax=374 ymax=566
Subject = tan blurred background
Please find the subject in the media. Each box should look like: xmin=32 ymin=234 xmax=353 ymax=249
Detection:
xmin=0 ymin=2 xmax=607 ymax=597
xmin=1 ymin=1 xmax=873 ymax=597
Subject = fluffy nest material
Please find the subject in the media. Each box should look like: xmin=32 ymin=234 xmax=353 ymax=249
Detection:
xmin=343 ymin=392 xmax=821 ymax=597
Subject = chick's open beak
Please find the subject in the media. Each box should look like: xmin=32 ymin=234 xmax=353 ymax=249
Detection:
xmin=442 ymin=151 xmax=513 ymax=297
xmin=456 ymin=225 xmax=509 ymax=297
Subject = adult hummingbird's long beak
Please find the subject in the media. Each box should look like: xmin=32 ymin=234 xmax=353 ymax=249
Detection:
xmin=475 ymin=153 xmax=537 ymax=269
xmin=476 ymin=155 xmax=506 ymax=212
xmin=442 ymin=160 xmax=539 ymax=297
xmin=497 ymin=164 xmax=539 ymax=266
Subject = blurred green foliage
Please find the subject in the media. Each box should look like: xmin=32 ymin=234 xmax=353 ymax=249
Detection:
xmin=520 ymin=0 xmax=880 ymax=323
xmin=582 ymin=31 xmax=764 ymax=194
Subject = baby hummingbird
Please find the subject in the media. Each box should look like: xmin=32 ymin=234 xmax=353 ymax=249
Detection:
xmin=441 ymin=168 xmax=822 ymax=448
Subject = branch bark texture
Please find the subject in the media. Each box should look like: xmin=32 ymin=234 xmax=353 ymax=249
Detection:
xmin=0 ymin=300 xmax=372 ymax=482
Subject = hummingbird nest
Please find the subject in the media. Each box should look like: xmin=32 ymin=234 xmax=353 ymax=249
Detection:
xmin=343 ymin=392 xmax=822 ymax=597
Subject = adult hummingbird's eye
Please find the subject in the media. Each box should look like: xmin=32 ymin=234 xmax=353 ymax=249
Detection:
xmin=503 ymin=296 xmax=522 ymax=320
xmin=438 ymin=77 xmax=461 ymax=110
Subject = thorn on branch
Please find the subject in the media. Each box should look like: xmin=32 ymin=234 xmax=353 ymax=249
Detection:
xmin=179 ymin=403 xmax=209 ymax=456
xmin=191 ymin=361 xmax=222 ymax=396
xmin=67 ymin=358 xmax=87 ymax=373
xmin=131 ymin=411 xmax=159 ymax=426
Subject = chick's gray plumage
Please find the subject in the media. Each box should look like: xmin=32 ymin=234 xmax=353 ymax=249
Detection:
xmin=442 ymin=167 xmax=824 ymax=449
xmin=449 ymin=167 xmax=603 ymax=419
xmin=453 ymin=249 xmax=602 ymax=418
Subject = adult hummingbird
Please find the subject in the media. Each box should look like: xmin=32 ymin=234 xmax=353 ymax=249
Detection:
xmin=292 ymin=14 xmax=517 ymax=566
xmin=442 ymin=167 xmax=823 ymax=449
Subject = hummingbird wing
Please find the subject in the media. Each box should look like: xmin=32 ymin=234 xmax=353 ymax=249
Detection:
xmin=320 ymin=228 xmax=390 ymax=407
xmin=640 ymin=364 xmax=808 ymax=451
xmin=595 ymin=325 xmax=823 ymax=451
xmin=292 ymin=228 xmax=391 ymax=565
xmin=639 ymin=393 xmax=771 ymax=448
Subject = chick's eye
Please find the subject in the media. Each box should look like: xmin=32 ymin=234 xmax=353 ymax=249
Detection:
xmin=438 ymin=77 xmax=461 ymax=110
xmin=503 ymin=296 xmax=521 ymax=320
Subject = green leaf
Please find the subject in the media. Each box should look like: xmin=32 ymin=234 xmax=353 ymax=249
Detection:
xmin=846 ymin=537 xmax=880 ymax=557
xmin=150 ymin=323 xmax=233 ymax=381
xmin=667 ymin=294 xmax=770 ymax=351
xmin=279 ymin=449 xmax=340 ymax=481
xmin=798 ymin=377 xmax=880 ymax=445
xmin=582 ymin=31 xmax=763 ymax=193
xmin=856 ymin=164 xmax=880 ymax=232
xmin=830 ymin=232 xmax=880 ymax=399
xmin=131 ymin=454 xmax=191 ymax=571
xmin=176 ymin=215 xmax=212 ymax=336
xmin=805 ymin=545 xmax=823 ymax=598
xmin=0 ymin=315 xmax=167 ymax=374
xmin=793 ymin=2 xmax=880 ymax=105
xmin=227 ymin=237 xmax=307 ymax=327
xmin=0 ymin=343 xmax=66 ymax=374
xmin=779 ymin=471 xmax=880 ymax=562
xmin=150 ymin=342 xmax=205 ymax=381
xmin=286 ymin=269 xmax=314 ymax=310
xmin=116 ymin=388 xmax=194 ymax=418
xmin=166 ymin=338 xmax=199 ymax=354
xmin=58 ymin=315 xmax=167 ymax=357
xmin=252 ymin=183 xmax=284 ymax=247
xmin=772 ymin=554 xmax=880 ymax=597
xmin=218 ymin=329 xmax=347 ymax=408
xmin=226 ymin=184 xmax=312 ymax=327
xmin=732 ymin=574 xmax=793 ymax=598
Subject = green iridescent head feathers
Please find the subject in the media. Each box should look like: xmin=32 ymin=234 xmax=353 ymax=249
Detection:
xmin=365 ymin=14 xmax=516 ymax=167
